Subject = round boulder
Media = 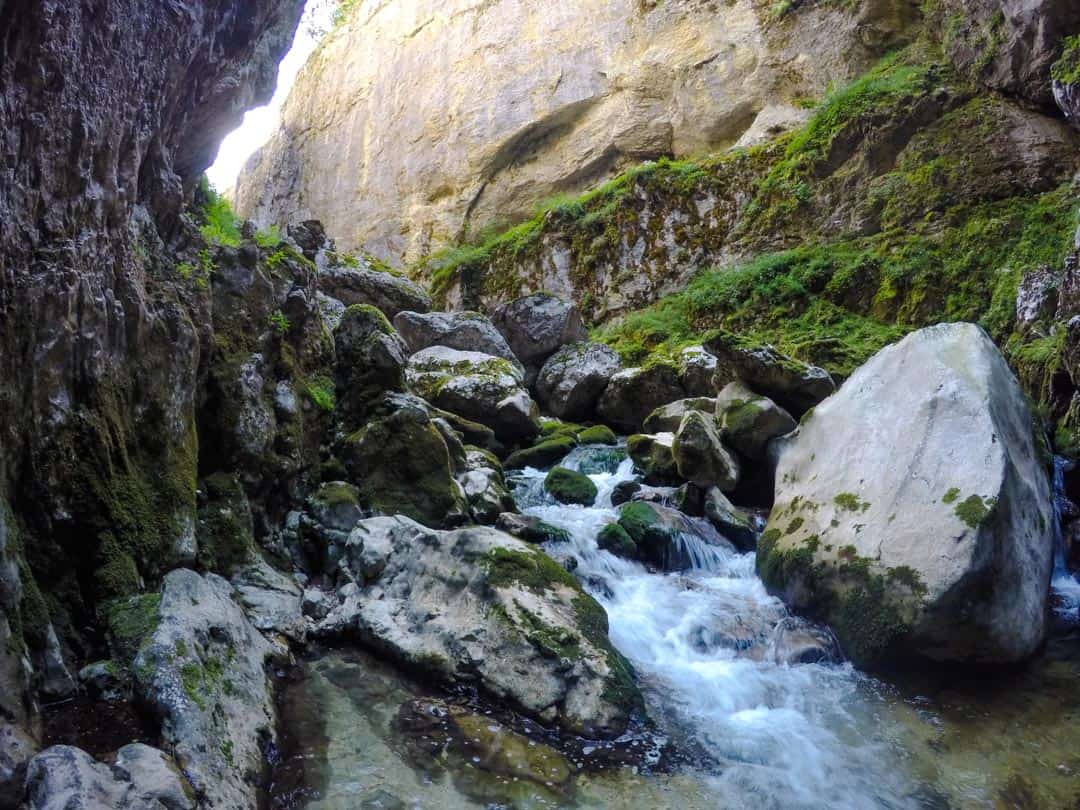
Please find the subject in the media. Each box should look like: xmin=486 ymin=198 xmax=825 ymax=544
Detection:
xmin=491 ymin=293 xmax=588 ymax=370
xmin=536 ymin=342 xmax=622 ymax=420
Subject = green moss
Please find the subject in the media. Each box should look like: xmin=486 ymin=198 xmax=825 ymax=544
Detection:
xmin=544 ymin=467 xmax=598 ymax=506
xmin=481 ymin=548 xmax=579 ymax=593
xmin=954 ymin=494 xmax=992 ymax=529
xmin=571 ymin=593 xmax=642 ymax=714
xmin=197 ymin=177 xmax=241 ymax=248
xmin=94 ymin=532 xmax=142 ymax=601
xmin=253 ymin=225 xmax=282 ymax=249
xmin=786 ymin=517 xmax=805 ymax=535
xmin=515 ymin=601 xmax=583 ymax=661
xmin=268 ymin=310 xmax=291 ymax=337
xmin=1052 ymin=35 xmax=1080 ymax=85
xmin=577 ymin=425 xmax=618 ymax=445
xmin=197 ymin=473 xmax=254 ymax=574
xmin=311 ymin=481 xmax=361 ymax=509
xmin=833 ymin=492 xmax=868 ymax=511
xmin=942 ymin=487 xmax=960 ymax=504
xmin=617 ymin=502 xmax=659 ymax=542
xmin=105 ymin=594 xmax=161 ymax=665
xmin=504 ymin=435 xmax=577 ymax=470
xmin=597 ymin=523 xmax=637 ymax=558
xmin=305 ymin=375 xmax=336 ymax=412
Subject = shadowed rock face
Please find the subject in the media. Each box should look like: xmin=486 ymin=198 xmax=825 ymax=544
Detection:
xmin=0 ymin=0 xmax=304 ymax=726
xmin=232 ymin=0 xmax=920 ymax=264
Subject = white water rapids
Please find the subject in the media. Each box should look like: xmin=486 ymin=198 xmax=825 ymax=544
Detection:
xmin=511 ymin=445 xmax=923 ymax=810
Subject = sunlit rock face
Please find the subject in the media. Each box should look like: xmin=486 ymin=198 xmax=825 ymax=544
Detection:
xmin=233 ymin=0 xmax=919 ymax=264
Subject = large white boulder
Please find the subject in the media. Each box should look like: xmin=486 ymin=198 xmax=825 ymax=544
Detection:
xmin=759 ymin=323 xmax=1054 ymax=667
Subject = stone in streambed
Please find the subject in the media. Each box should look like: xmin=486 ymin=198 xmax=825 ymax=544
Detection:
xmin=716 ymin=381 xmax=797 ymax=460
xmin=627 ymin=433 xmax=680 ymax=485
xmin=597 ymin=364 xmax=686 ymax=433
xmin=642 ymin=396 xmax=717 ymax=434
xmin=536 ymin=341 xmax=622 ymax=420
xmin=495 ymin=513 xmax=572 ymax=545
xmin=672 ymin=410 xmax=740 ymax=491
xmin=544 ymin=467 xmax=598 ymax=506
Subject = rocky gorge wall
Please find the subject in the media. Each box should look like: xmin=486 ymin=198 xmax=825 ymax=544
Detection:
xmin=232 ymin=0 xmax=922 ymax=264
xmin=0 ymin=0 xmax=304 ymax=750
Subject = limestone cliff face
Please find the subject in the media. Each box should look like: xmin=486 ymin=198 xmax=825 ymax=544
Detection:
xmin=0 ymin=0 xmax=304 ymax=730
xmin=233 ymin=0 xmax=920 ymax=264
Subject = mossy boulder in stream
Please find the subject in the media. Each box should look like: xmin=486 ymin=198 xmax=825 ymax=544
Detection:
xmin=544 ymin=467 xmax=598 ymax=506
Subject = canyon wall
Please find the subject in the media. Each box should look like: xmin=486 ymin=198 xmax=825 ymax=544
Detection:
xmin=233 ymin=0 xmax=921 ymax=264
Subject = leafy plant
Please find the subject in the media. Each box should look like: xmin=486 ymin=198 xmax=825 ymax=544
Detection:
xmin=268 ymin=310 xmax=291 ymax=337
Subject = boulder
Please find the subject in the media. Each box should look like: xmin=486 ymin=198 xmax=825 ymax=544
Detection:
xmin=597 ymin=364 xmax=685 ymax=433
xmin=343 ymin=396 xmax=469 ymax=528
xmin=704 ymin=488 xmax=758 ymax=551
xmin=627 ymin=433 xmax=680 ymax=485
xmin=491 ymin=294 xmax=589 ymax=372
xmin=495 ymin=513 xmax=572 ymax=545
xmin=23 ymin=744 xmax=195 ymax=810
xmin=672 ymin=411 xmax=740 ymax=491
xmin=319 ymin=262 xmax=431 ymax=318
xmin=231 ymin=559 xmax=306 ymax=643
xmin=768 ymin=617 xmax=842 ymax=666
xmin=716 ymin=381 xmax=797 ymax=459
xmin=597 ymin=523 xmax=637 ymax=558
xmin=392 ymin=310 xmax=521 ymax=367
xmin=758 ymin=324 xmax=1054 ymax=667
xmin=132 ymin=569 xmax=276 ymax=810
xmin=577 ymin=424 xmax=618 ymax=445
xmin=458 ymin=448 xmax=516 ymax=524
xmin=77 ymin=661 xmax=127 ymax=702
xmin=678 ymin=345 xmax=719 ymax=397
xmin=406 ymin=346 xmax=540 ymax=442
xmin=642 ymin=397 xmax=717 ymax=434
xmin=503 ymin=435 xmax=578 ymax=470
xmin=334 ymin=304 xmax=409 ymax=424
xmin=535 ymin=342 xmax=622 ymax=420
xmin=614 ymin=502 xmax=734 ymax=571
xmin=544 ymin=467 xmax=598 ymax=506
xmin=705 ymin=332 xmax=835 ymax=417
xmin=0 ymin=722 xmax=36 ymax=810
xmin=315 ymin=516 xmax=640 ymax=737
xmin=610 ymin=480 xmax=642 ymax=506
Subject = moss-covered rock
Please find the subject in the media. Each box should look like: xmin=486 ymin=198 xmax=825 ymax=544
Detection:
xmin=577 ymin=424 xmax=618 ymax=445
xmin=343 ymin=400 xmax=468 ymax=528
xmin=334 ymin=304 xmax=409 ymax=425
xmin=626 ymin=433 xmax=680 ymax=485
xmin=503 ymin=435 xmax=578 ymax=470
xmin=544 ymin=467 xmax=598 ymax=506
xmin=196 ymin=473 xmax=255 ymax=575
xmin=597 ymin=523 xmax=637 ymax=559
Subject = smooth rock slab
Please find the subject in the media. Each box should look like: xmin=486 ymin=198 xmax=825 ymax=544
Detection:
xmin=759 ymin=323 xmax=1054 ymax=667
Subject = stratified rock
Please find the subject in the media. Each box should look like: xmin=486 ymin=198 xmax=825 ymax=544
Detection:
xmin=334 ymin=304 xmax=409 ymax=424
xmin=491 ymin=294 xmax=589 ymax=374
xmin=705 ymin=332 xmax=835 ymax=417
xmin=315 ymin=517 xmax=640 ymax=737
xmin=642 ymin=397 xmax=717 ymax=434
xmin=678 ymin=346 xmax=719 ymax=397
xmin=343 ymin=396 xmax=469 ymax=528
xmin=406 ymin=346 xmax=540 ymax=442
xmin=627 ymin=433 xmax=680 ymax=486
xmin=672 ymin=411 xmax=740 ymax=491
xmin=133 ymin=570 xmax=277 ymax=810
xmin=24 ymin=744 xmax=195 ymax=810
xmin=759 ymin=324 xmax=1054 ymax=667
xmin=597 ymin=365 xmax=686 ymax=433
xmin=716 ymin=381 xmax=797 ymax=460
xmin=536 ymin=342 xmax=622 ymax=420
xmin=319 ymin=262 xmax=431 ymax=318
xmin=392 ymin=310 xmax=520 ymax=367
xmin=704 ymin=488 xmax=758 ymax=551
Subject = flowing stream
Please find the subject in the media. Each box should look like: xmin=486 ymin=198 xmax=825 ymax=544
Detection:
xmin=272 ymin=444 xmax=1080 ymax=809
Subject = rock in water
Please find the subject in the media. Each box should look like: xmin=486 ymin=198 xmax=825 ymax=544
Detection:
xmin=759 ymin=323 xmax=1054 ymax=667
xmin=315 ymin=517 xmax=640 ymax=737
xmin=133 ymin=570 xmax=277 ymax=810
xmin=536 ymin=342 xmax=622 ymax=420
xmin=672 ymin=411 xmax=740 ymax=491
xmin=716 ymin=381 xmax=797 ymax=460
xmin=598 ymin=365 xmax=686 ymax=433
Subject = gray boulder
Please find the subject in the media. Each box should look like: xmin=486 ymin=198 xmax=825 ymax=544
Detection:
xmin=627 ymin=433 xmax=680 ymax=485
xmin=319 ymin=262 xmax=431 ymax=318
xmin=768 ymin=617 xmax=842 ymax=666
xmin=678 ymin=345 xmax=718 ymax=397
xmin=405 ymin=346 xmax=540 ymax=442
xmin=535 ymin=341 xmax=622 ymax=420
xmin=597 ymin=364 xmax=686 ymax=433
xmin=392 ymin=310 xmax=521 ymax=368
xmin=315 ymin=516 xmax=639 ymax=738
xmin=457 ymin=448 xmax=515 ymax=525
xmin=642 ymin=397 xmax=717 ymax=434
xmin=759 ymin=324 xmax=1055 ymax=667
xmin=334 ymin=304 xmax=409 ymax=424
xmin=0 ymin=722 xmax=36 ymax=810
xmin=231 ymin=559 xmax=306 ymax=643
xmin=705 ymin=332 xmax=835 ymax=417
xmin=490 ymin=293 xmax=588 ymax=371
xmin=133 ymin=570 xmax=276 ymax=810
xmin=716 ymin=381 xmax=797 ymax=459
xmin=24 ymin=744 xmax=194 ymax=810
xmin=672 ymin=410 xmax=739 ymax=491
xmin=704 ymin=488 xmax=758 ymax=551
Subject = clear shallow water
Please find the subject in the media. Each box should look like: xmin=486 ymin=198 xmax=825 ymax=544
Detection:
xmin=273 ymin=444 xmax=1080 ymax=809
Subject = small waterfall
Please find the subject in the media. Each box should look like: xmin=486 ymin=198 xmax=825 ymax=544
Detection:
xmin=511 ymin=444 xmax=920 ymax=809
xmin=1050 ymin=455 xmax=1080 ymax=615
